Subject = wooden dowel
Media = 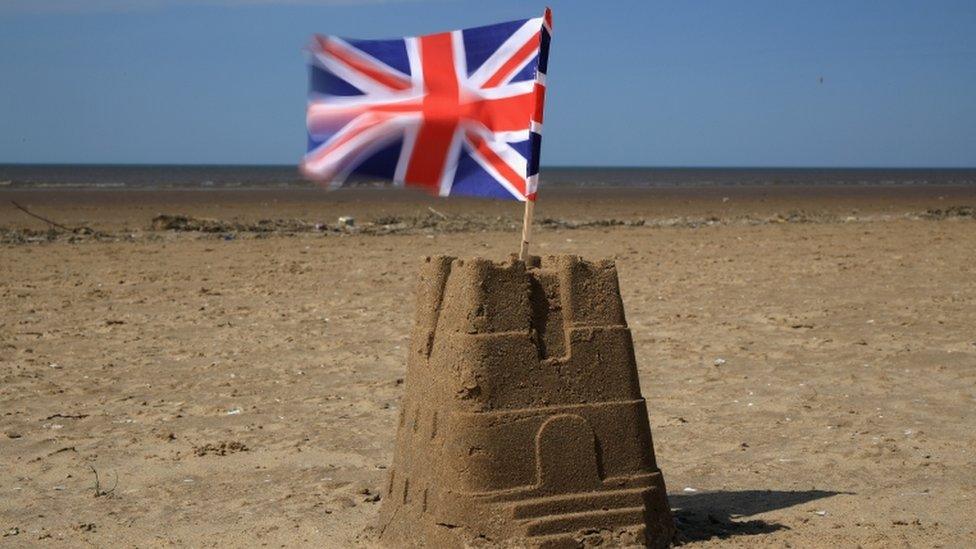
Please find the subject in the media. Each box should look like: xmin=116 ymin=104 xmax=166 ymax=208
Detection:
xmin=518 ymin=199 xmax=534 ymax=260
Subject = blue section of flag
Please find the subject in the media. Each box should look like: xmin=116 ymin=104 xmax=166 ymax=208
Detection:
xmin=452 ymin=148 xmax=520 ymax=200
xmin=310 ymin=65 xmax=363 ymax=97
xmin=344 ymin=38 xmax=411 ymax=77
xmin=528 ymin=132 xmax=542 ymax=177
xmin=462 ymin=19 xmax=524 ymax=78
xmin=509 ymin=139 xmax=531 ymax=162
xmin=308 ymin=133 xmax=325 ymax=152
xmin=538 ymin=29 xmax=551 ymax=74
xmin=350 ymin=137 xmax=404 ymax=180
xmin=509 ymin=54 xmax=539 ymax=83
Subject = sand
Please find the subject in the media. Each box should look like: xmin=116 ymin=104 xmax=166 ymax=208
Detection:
xmin=1 ymin=186 xmax=975 ymax=547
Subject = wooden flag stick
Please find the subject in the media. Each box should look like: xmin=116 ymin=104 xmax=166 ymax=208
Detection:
xmin=518 ymin=198 xmax=534 ymax=260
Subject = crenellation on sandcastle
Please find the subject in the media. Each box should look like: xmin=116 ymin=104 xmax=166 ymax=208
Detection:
xmin=380 ymin=255 xmax=674 ymax=547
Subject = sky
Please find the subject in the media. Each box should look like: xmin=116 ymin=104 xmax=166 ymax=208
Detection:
xmin=1 ymin=0 xmax=974 ymax=167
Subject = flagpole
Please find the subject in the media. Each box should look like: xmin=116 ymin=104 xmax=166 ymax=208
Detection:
xmin=519 ymin=7 xmax=550 ymax=262
xmin=519 ymin=198 xmax=534 ymax=260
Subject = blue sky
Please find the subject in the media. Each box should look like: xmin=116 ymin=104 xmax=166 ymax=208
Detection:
xmin=1 ymin=0 xmax=974 ymax=167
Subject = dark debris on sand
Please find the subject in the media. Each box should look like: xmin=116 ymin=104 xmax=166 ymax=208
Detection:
xmin=1 ymin=206 xmax=972 ymax=245
xmin=193 ymin=441 xmax=249 ymax=457
xmin=150 ymin=212 xmax=519 ymax=236
xmin=920 ymin=205 xmax=975 ymax=219
xmin=0 ymin=226 xmax=107 ymax=245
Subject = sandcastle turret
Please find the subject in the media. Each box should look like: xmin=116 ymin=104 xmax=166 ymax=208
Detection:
xmin=379 ymin=255 xmax=674 ymax=547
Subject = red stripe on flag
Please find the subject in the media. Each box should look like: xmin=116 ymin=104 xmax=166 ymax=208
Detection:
xmin=467 ymin=92 xmax=535 ymax=132
xmin=532 ymin=83 xmax=546 ymax=124
xmin=319 ymin=37 xmax=411 ymax=91
xmin=404 ymin=33 xmax=461 ymax=191
xmin=482 ymin=32 xmax=541 ymax=89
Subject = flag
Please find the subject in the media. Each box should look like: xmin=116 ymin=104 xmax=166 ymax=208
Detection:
xmin=302 ymin=8 xmax=552 ymax=201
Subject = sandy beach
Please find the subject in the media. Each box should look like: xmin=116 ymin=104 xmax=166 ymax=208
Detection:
xmin=1 ymin=186 xmax=975 ymax=547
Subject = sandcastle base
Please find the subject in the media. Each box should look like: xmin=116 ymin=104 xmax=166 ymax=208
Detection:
xmin=379 ymin=256 xmax=674 ymax=547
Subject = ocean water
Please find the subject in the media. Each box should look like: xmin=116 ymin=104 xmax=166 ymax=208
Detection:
xmin=0 ymin=164 xmax=974 ymax=189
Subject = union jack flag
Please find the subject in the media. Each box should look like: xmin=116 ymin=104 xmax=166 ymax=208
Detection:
xmin=302 ymin=9 xmax=552 ymax=201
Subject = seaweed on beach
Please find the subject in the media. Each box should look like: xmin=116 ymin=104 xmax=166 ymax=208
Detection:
xmin=150 ymin=212 xmax=519 ymax=236
xmin=150 ymin=214 xmax=321 ymax=233
xmin=538 ymin=217 xmax=644 ymax=229
xmin=0 ymin=226 xmax=104 ymax=245
xmin=2 ymin=205 xmax=973 ymax=246
xmin=919 ymin=205 xmax=974 ymax=219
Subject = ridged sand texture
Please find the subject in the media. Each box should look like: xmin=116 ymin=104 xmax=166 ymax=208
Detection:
xmin=379 ymin=255 xmax=674 ymax=548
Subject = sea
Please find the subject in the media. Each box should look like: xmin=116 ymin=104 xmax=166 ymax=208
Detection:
xmin=1 ymin=165 xmax=974 ymax=189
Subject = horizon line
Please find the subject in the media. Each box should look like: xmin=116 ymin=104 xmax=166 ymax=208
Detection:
xmin=2 ymin=162 xmax=976 ymax=171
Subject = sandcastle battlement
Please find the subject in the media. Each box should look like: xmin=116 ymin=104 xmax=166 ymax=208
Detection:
xmin=380 ymin=255 xmax=674 ymax=547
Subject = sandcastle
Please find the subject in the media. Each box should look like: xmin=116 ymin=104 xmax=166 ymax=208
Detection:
xmin=379 ymin=255 xmax=674 ymax=547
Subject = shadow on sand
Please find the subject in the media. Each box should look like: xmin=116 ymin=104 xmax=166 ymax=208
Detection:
xmin=668 ymin=489 xmax=846 ymax=543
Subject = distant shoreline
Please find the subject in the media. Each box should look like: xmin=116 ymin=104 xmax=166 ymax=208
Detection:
xmin=2 ymin=163 xmax=975 ymax=169
xmin=4 ymin=183 xmax=976 ymax=192
xmin=1 ymin=165 xmax=975 ymax=190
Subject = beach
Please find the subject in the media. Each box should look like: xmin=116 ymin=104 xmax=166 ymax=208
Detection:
xmin=1 ymin=185 xmax=975 ymax=547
